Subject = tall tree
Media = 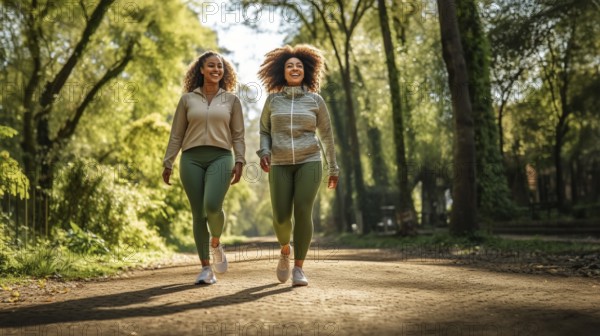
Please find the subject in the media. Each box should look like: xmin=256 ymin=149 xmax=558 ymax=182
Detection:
xmin=455 ymin=0 xmax=514 ymax=220
xmin=537 ymin=7 xmax=586 ymax=210
xmin=486 ymin=0 xmax=599 ymax=210
xmin=437 ymin=0 xmax=477 ymax=234
xmin=16 ymin=0 xmax=125 ymax=233
xmin=352 ymin=64 xmax=389 ymax=189
xmin=323 ymin=75 xmax=354 ymax=231
xmin=376 ymin=0 xmax=414 ymax=223
xmin=305 ymin=0 xmax=374 ymax=232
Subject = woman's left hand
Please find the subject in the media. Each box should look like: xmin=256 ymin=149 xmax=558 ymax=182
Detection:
xmin=231 ymin=162 xmax=243 ymax=185
xmin=328 ymin=176 xmax=338 ymax=189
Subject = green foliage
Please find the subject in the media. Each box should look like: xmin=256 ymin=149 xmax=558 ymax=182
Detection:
xmin=223 ymin=179 xmax=256 ymax=234
xmin=0 ymin=126 xmax=29 ymax=199
xmin=334 ymin=231 xmax=600 ymax=254
xmin=0 ymin=126 xmax=18 ymax=138
xmin=1 ymin=0 xmax=220 ymax=253
xmin=0 ymin=220 xmax=16 ymax=274
xmin=118 ymin=113 xmax=171 ymax=186
xmin=51 ymin=158 xmax=166 ymax=251
xmin=0 ymin=237 xmax=177 ymax=280
xmin=488 ymin=0 xmax=600 ymax=215
xmin=0 ymin=151 xmax=29 ymax=199
xmin=63 ymin=222 xmax=110 ymax=255
xmin=12 ymin=242 xmax=74 ymax=278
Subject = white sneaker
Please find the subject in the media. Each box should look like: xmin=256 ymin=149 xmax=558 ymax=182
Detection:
xmin=195 ymin=266 xmax=216 ymax=285
xmin=292 ymin=266 xmax=308 ymax=286
xmin=277 ymin=245 xmax=293 ymax=283
xmin=211 ymin=244 xmax=228 ymax=273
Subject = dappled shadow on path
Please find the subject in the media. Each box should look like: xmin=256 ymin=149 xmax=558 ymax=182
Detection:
xmin=321 ymin=245 xmax=600 ymax=279
xmin=0 ymin=282 xmax=291 ymax=327
xmin=369 ymin=306 xmax=600 ymax=336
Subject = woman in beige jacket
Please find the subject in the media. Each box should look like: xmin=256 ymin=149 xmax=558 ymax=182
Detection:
xmin=162 ymin=51 xmax=246 ymax=285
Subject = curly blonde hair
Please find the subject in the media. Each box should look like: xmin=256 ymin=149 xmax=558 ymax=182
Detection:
xmin=182 ymin=51 xmax=237 ymax=93
xmin=257 ymin=44 xmax=325 ymax=93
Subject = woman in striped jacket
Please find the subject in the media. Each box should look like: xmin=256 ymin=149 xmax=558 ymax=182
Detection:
xmin=257 ymin=44 xmax=339 ymax=287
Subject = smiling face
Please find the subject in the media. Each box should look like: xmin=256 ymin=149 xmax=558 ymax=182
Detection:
xmin=200 ymin=55 xmax=224 ymax=86
xmin=284 ymin=57 xmax=304 ymax=87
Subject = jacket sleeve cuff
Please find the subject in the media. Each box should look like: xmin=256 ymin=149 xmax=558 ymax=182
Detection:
xmin=327 ymin=165 xmax=339 ymax=177
xmin=256 ymin=148 xmax=271 ymax=159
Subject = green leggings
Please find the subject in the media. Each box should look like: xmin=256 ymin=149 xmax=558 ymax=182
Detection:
xmin=269 ymin=161 xmax=322 ymax=260
xmin=180 ymin=146 xmax=233 ymax=260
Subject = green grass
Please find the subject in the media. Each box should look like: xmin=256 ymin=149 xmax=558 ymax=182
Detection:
xmin=0 ymin=234 xmax=252 ymax=286
xmin=332 ymin=231 xmax=600 ymax=254
xmin=0 ymin=244 xmax=178 ymax=286
xmin=219 ymin=234 xmax=249 ymax=246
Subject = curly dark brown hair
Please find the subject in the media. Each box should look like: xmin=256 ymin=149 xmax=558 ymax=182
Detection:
xmin=182 ymin=51 xmax=237 ymax=93
xmin=257 ymin=44 xmax=325 ymax=93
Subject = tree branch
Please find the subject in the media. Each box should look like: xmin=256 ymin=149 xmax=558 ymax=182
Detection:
xmin=349 ymin=0 xmax=374 ymax=35
xmin=79 ymin=0 xmax=91 ymax=22
xmin=540 ymin=39 xmax=561 ymax=119
xmin=53 ymin=41 xmax=136 ymax=146
xmin=21 ymin=0 xmax=43 ymax=173
xmin=39 ymin=0 xmax=115 ymax=108
xmin=307 ymin=0 xmax=345 ymax=72
xmin=335 ymin=0 xmax=348 ymax=35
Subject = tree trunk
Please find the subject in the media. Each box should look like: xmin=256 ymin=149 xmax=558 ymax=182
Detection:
xmin=455 ymin=0 xmax=513 ymax=220
xmin=366 ymin=126 xmax=388 ymax=187
xmin=377 ymin=0 xmax=414 ymax=217
xmin=554 ymin=122 xmax=566 ymax=207
xmin=353 ymin=64 xmax=389 ymax=188
xmin=498 ymin=102 xmax=505 ymax=158
xmin=340 ymin=69 xmax=368 ymax=233
xmin=301 ymin=0 xmax=373 ymax=234
xmin=21 ymin=0 xmax=43 ymax=184
xmin=570 ymin=159 xmax=578 ymax=205
xmin=550 ymin=19 xmax=575 ymax=211
xmin=330 ymin=99 xmax=354 ymax=232
xmin=325 ymin=77 xmax=354 ymax=231
xmin=437 ymin=0 xmax=478 ymax=235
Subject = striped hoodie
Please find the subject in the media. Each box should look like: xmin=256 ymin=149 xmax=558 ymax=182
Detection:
xmin=257 ymin=86 xmax=339 ymax=176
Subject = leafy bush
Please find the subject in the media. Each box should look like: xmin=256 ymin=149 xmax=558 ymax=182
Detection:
xmin=12 ymin=242 xmax=73 ymax=278
xmin=0 ymin=125 xmax=29 ymax=199
xmin=0 ymin=217 xmax=17 ymax=274
xmin=63 ymin=222 xmax=110 ymax=255
xmin=51 ymin=158 xmax=167 ymax=252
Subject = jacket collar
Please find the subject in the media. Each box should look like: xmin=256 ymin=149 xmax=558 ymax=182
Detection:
xmin=192 ymin=87 xmax=224 ymax=97
xmin=282 ymin=85 xmax=306 ymax=98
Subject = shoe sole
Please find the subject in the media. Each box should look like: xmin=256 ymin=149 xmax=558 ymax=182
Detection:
xmin=292 ymin=282 xmax=308 ymax=287
xmin=278 ymin=276 xmax=290 ymax=283
xmin=213 ymin=246 xmax=228 ymax=273
xmin=213 ymin=262 xmax=228 ymax=274
xmin=277 ymin=249 xmax=292 ymax=283
xmin=195 ymin=279 xmax=216 ymax=285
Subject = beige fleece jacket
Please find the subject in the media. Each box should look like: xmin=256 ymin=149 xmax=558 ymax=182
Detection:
xmin=163 ymin=87 xmax=246 ymax=169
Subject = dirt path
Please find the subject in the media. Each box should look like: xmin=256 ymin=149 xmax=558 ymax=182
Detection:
xmin=1 ymin=243 xmax=599 ymax=335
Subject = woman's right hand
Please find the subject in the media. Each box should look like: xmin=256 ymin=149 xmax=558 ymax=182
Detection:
xmin=260 ymin=155 xmax=271 ymax=173
xmin=162 ymin=167 xmax=172 ymax=185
